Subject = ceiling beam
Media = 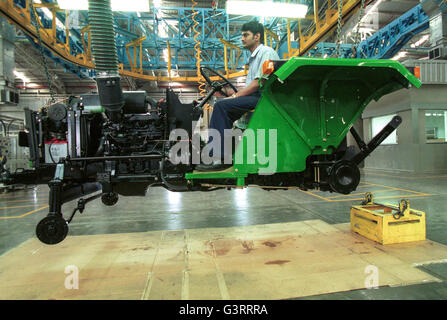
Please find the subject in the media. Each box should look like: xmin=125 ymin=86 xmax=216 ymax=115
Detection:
xmin=14 ymin=43 xmax=66 ymax=94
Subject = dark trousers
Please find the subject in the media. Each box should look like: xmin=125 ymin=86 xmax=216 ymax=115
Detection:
xmin=208 ymin=93 xmax=260 ymax=160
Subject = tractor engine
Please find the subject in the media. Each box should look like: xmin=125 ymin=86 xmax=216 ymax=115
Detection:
xmin=102 ymin=113 xmax=165 ymax=157
xmin=10 ymin=88 xmax=201 ymax=196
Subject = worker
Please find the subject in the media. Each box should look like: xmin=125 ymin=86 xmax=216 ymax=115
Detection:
xmin=196 ymin=20 xmax=279 ymax=171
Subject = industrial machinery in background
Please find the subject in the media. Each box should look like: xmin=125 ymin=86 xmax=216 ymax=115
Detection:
xmin=0 ymin=134 xmax=30 ymax=172
xmin=0 ymin=120 xmax=33 ymax=192
xmin=0 ymin=0 xmax=422 ymax=245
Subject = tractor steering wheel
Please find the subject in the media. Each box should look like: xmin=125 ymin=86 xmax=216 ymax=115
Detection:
xmin=200 ymin=66 xmax=238 ymax=97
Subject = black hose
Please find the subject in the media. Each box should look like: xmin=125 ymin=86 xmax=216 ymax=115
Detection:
xmin=87 ymin=0 xmax=124 ymax=114
xmin=48 ymin=140 xmax=57 ymax=164
xmin=87 ymin=0 xmax=119 ymax=74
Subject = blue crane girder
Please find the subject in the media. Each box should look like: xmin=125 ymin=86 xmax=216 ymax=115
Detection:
xmin=308 ymin=3 xmax=429 ymax=59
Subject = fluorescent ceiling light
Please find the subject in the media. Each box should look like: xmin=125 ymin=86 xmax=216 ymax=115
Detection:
xmin=57 ymin=0 xmax=149 ymax=11
xmin=390 ymin=51 xmax=407 ymax=61
xmin=410 ymin=34 xmax=430 ymax=48
xmin=13 ymin=70 xmax=30 ymax=83
xmin=226 ymin=1 xmax=308 ymax=19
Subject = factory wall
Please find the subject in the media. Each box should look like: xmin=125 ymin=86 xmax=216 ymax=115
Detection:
xmin=361 ymin=84 xmax=447 ymax=174
xmin=0 ymin=95 xmax=59 ymax=122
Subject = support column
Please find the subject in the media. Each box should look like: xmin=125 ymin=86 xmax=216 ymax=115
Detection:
xmin=0 ymin=17 xmax=19 ymax=107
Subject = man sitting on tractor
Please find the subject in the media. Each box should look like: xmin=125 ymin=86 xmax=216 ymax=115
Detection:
xmin=196 ymin=20 xmax=279 ymax=171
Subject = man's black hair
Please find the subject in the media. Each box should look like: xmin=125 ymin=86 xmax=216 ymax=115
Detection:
xmin=241 ymin=20 xmax=264 ymax=44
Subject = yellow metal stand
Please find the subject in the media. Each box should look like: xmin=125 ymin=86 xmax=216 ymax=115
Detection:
xmin=351 ymin=193 xmax=426 ymax=245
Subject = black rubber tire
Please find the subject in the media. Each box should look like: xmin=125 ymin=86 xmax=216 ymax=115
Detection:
xmin=36 ymin=215 xmax=69 ymax=245
xmin=101 ymin=192 xmax=119 ymax=206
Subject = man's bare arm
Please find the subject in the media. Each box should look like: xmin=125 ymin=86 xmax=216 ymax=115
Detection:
xmin=213 ymin=86 xmax=235 ymax=97
xmin=231 ymin=79 xmax=260 ymax=98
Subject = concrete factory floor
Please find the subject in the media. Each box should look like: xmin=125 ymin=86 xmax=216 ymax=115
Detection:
xmin=1 ymin=169 xmax=447 ymax=299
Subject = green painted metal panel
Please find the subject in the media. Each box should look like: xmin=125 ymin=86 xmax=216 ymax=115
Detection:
xmin=274 ymin=57 xmax=422 ymax=88
xmin=84 ymin=105 xmax=105 ymax=113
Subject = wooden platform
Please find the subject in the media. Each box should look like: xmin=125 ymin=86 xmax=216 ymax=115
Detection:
xmin=1 ymin=219 xmax=447 ymax=300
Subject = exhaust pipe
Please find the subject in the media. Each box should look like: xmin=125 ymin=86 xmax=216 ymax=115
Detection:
xmin=88 ymin=0 xmax=124 ymax=117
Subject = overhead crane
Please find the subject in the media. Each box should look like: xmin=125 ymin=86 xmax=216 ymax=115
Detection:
xmin=285 ymin=0 xmax=367 ymax=58
xmin=1 ymin=0 xmax=368 ymax=83
xmin=308 ymin=3 xmax=430 ymax=59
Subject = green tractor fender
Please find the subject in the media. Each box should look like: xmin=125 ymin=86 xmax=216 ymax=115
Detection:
xmin=232 ymin=57 xmax=422 ymax=175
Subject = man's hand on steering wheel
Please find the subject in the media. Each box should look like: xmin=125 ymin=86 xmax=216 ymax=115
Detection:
xmin=200 ymin=67 xmax=238 ymax=97
xmin=194 ymin=67 xmax=239 ymax=110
